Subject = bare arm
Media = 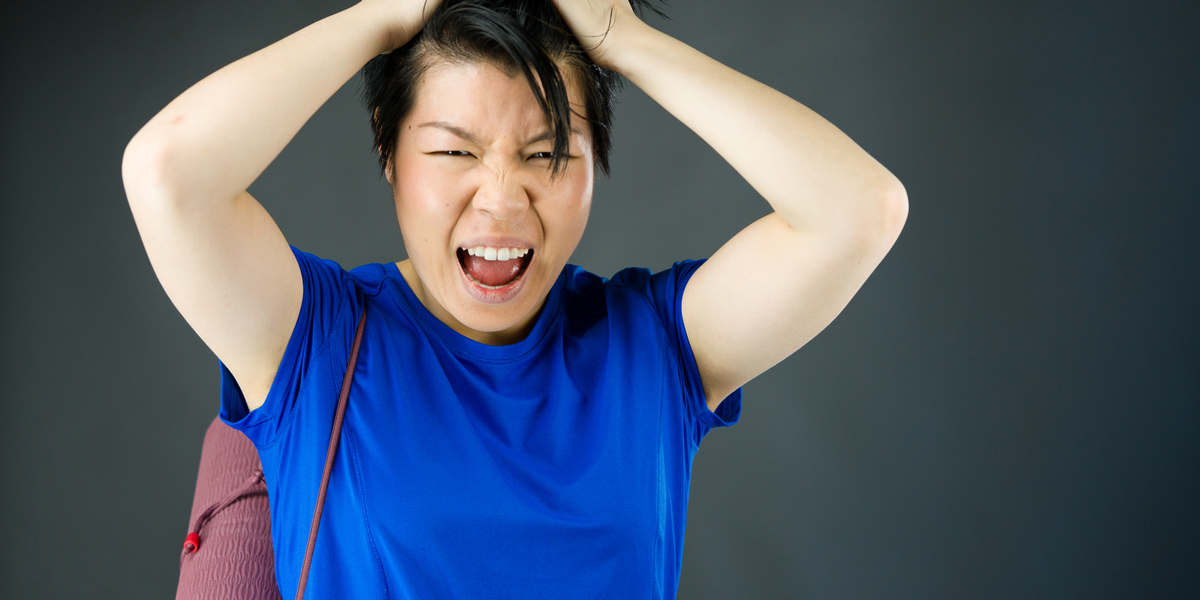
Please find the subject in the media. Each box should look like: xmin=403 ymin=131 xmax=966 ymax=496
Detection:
xmin=121 ymin=1 xmax=437 ymax=410
xmin=555 ymin=1 xmax=909 ymax=410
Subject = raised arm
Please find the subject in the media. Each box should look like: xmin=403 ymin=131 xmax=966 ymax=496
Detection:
xmin=121 ymin=0 xmax=437 ymax=410
xmin=554 ymin=1 xmax=909 ymax=410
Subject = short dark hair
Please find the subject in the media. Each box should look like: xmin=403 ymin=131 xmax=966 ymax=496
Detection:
xmin=359 ymin=0 xmax=665 ymax=177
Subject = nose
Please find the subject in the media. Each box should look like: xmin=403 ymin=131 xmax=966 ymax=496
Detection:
xmin=471 ymin=167 xmax=529 ymax=221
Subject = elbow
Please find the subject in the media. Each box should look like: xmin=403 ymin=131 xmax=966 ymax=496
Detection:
xmin=878 ymin=174 xmax=908 ymax=241
xmin=122 ymin=128 xmax=188 ymax=213
xmin=122 ymin=131 xmax=167 ymax=208
xmin=840 ymin=173 xmax=908 ymax=258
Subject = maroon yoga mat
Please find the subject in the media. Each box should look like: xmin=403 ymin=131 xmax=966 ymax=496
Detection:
xmin=176 ymin=416 xmax=280 ymax=600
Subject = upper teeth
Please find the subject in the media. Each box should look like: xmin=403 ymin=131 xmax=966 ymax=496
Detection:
xmin=464 ymin=246 xmax=530 ymax=261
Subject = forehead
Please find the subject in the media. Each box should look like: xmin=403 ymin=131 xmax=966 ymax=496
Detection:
xmin=404 ymin=58 xmax=588 ymax=142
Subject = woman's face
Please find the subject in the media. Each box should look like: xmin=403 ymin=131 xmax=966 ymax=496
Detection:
xmin=389 ymin=58 xmax=594 ymax=345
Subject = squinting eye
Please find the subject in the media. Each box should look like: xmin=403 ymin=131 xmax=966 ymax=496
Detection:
xmin=530 ymin=152 xmax=556 ymax=160
xmin=440 ymin=150 xmax=473 ymax=157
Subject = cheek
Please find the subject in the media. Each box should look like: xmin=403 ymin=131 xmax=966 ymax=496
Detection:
xmin=550 ymin=168 xmax=593 ymax=236
xmin=393 ymin=158 xmax=467 ymax=240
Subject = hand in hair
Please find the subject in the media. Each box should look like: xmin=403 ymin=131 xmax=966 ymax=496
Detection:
xmin=550 ymin=0 xmax=650 ymax=70
xmin=360 ymin=0 xmax=446 ymax=53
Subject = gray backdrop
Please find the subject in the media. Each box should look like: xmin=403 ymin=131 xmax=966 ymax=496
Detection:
xmin=2 ymin=0 xmax=1197 ymax=597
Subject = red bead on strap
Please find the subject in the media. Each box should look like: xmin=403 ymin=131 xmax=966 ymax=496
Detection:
xmin=184 ymin=532 xmax=201 ymax=553
xmin=179 ymin=466 xmax=265 ymax=569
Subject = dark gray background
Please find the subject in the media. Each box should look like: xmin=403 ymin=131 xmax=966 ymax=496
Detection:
xmin=2 ymin=0 xmax=1197 ymax=597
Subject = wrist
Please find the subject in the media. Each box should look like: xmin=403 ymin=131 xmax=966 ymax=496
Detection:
xmin=593 ymin=15 xmax=661 ymax=75
xmin=349 ymin=0 xmax=433 ymax=56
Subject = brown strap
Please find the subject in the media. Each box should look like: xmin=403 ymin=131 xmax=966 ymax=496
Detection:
xmin=181 ymin=466 xmax=265 ymax=563
xmin=295 ymin=306 xmax=367 ymax=600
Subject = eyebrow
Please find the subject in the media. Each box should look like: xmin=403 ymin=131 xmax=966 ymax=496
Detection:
xmin=417 ymin=120 xmax=584 ymax=147
xmin=417 ymin=121 xmax=482 ymax=146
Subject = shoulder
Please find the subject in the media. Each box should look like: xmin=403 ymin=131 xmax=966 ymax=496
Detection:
xmin=561 ymin=259 xmax=705 ymax=301
xmin=606 ymin=260 xmax=706 ymax=315
xmin=289 ymin=250 xmax=417 ymax=367
xmin=559 ymin=261 xmax=706 ymax=336
xmin=560 ymin=263 xmax=657 ymax=318
xmin=346 ymin=260 xmax=392 ymax=297
xmin=289 ymin=248 xmax=399 ymax=305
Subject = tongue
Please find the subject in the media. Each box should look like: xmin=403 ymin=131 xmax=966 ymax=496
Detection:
xmin=463 ymin=254 xmax=523 ymax=287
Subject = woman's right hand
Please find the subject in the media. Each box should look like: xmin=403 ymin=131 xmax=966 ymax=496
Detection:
xmin=358 ymin=0 xmax=444 ymax=54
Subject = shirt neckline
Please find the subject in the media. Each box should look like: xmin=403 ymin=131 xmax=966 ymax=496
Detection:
xmin=382 ymin=261 xmax=566 ymax=362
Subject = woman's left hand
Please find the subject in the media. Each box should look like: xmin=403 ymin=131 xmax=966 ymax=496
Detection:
xmin=550 ymin=0 xmax=646 ymax=71
xmin=547 ymin=1 xmax=909 ymax=411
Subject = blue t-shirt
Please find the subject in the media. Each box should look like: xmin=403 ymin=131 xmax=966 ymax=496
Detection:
xmin=220 ymin=247 xmax=741 ymax=599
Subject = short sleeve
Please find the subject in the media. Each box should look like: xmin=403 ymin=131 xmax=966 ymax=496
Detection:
xmin=611 ymin=260 xmax=742 ymax=442
xmin=218 ymin=246 xmax=360 ymax=449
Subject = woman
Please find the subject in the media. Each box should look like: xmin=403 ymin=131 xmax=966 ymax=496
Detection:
xmin=123 ymin=0 xmax=907 ymax=596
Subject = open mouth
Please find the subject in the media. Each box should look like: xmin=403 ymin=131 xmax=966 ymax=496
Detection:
xmin=457 ymin=246 xmax=534 ymax=289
